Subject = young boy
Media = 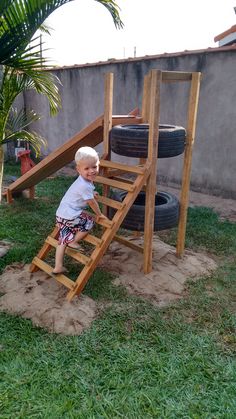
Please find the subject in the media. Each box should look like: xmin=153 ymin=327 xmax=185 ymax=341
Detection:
xmin=53 ymin=146 xmax=107 ymax=274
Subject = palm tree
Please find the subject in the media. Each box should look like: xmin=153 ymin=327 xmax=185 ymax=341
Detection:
xmin=0 ymin=0 xmax=122 ymax=201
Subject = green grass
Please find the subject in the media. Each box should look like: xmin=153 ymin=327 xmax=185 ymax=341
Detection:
xmin=0 ymin=165 xmax=236 ymax=418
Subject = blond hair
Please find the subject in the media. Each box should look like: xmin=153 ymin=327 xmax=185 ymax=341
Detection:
xmin=75 ymin=146 xmax=99 ymax=164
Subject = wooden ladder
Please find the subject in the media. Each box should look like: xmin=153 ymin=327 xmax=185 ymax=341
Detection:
xmin=30 ymin=158 xmax=150 ymax=301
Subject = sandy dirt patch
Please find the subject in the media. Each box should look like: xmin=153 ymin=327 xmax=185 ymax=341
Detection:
xmin=99 ymin=236 xmax=217 ymax=306
xmin=0 ymin=238 xmax=217 ymax=335
xmin=0 ymin=265 xmax=97 ymax=335
xmin=0 ymin=170 xmax=229 ymax=334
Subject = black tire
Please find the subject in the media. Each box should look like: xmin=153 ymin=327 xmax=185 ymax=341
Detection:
xmin=110 ymin=124 xmax=186 ymax=158
xmin=109 ymin=191 xmax=179 ymax=231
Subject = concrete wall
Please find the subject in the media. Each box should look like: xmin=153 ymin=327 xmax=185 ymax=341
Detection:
xmin=24 ymin=48 xmax=236 ymax=199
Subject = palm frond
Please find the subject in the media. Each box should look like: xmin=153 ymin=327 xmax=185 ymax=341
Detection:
xmin=3 ymin=130 xmax=47 ymax=156
xmin=0 ymin=66 xmax=61 ymax=117
xmin=0 ymin=0 xmax=123 ymax=67
xmin=95 ymin=0 xmax=123 ymax=28
xmin=6 ymin=108 xmax=40 ymax=134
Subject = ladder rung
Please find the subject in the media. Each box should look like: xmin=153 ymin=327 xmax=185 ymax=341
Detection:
xmin=83 ymin=234 xmax=103 ymax=246
xmin=96 ymin=217 xmax=114 ymax=228
xmin=95 ymin=176 xmax=135 ymax=191
xmin=45 ymin=236 xmax=91 ymax=265
xmin=110 ymin=177 xmax=133 ymax=185
xmin=96 ymin=195 xmax=124 ymax=210
xmin=85 ymin=212 xmax=114 ymax=228
xmin=100 ymin=159 xmax=145 ymax=174
xmin=32 ymin=257 xmax=75 ymax=290
xmin=113 ymin=235 xmax=144 ymax=253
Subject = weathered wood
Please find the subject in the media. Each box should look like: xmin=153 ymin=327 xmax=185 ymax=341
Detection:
xmin=143 ymin=70 xmax=162 ymax=274
xmin=28 ymin=186 xmax=35 ymax=199
xmin=32 ymin=257 xmax=75 ymax=290
xmin=102 ymin=73 xmax=114 ymax=215
xmin=113 ymin=235 xmax=144 ymax=253
xmin=100 ymin=159 xmax=145 ymax=174
xmin=95 ymin=176 xmax=135 ymax=191
xmin=30 ymin=226 xmax=59 ymax=273
xmin=6 ymin=189 xmax=13 ymax=204
xmin=103 ymin=73 xmax=113 ymax=157
xmin=96 ymin=195 xmax=125 ymax=210
xmin=45 ymin=236 xmax=91 ymax=265
xmin=162 ymin=71 xmax=193 ymax=82
xmin=141 ymin=73 xmax=151 ymax=122
xmin=6 ymin=114 xmax=142 ymax=197
xmin=176 ymin=72 xmax=201 ymax=256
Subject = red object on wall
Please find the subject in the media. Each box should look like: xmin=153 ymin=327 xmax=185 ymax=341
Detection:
xmin=17 ymin=150 xmax=35 ymax=175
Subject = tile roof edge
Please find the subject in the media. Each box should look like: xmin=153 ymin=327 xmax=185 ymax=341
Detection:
xmin=214 ymin=25 xmax=236 ymax=42
xmin=46 ymin=45 xmax=236 ymax=71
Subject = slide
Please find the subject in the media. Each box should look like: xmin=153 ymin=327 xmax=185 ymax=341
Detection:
xmin=6 ymin=114 xmax=140 ymax=195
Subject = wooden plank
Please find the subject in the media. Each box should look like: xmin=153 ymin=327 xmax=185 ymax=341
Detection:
xmin=28 ymin=186 xmax=35 ymax=199
xmin=83 ymin=234 xmax=103 ymax=246
xmin=6 ymin=189 xmax=13 ymax=204
xmin=95 ymin=176 xmax=135 ymax=191
xmin=45 ymin=236 xmax=91 ymax=265
xmin=113 ymin=235 xmax=144 ymax=253
xmin=82 ymin=211 xmax=113 ymax=228
xmin=141 ymin=73 xmax=151 ymax=122
xmin=7 ymin=114 xmax=142 ymax=196
xmin=143 ymin=70 xmax=162 ymax=274
xmin=162 ymin=71 xmax=193 ymax=82
xmin=103 ymin=73 xmax=113 ymax=157
xmin=100 ymin=159 xmax=145 ymax=174
xmin=96 ymin=195 xmax=124 ymax=210
xmin=176 ymin=72 xmax=201 ymax=257
xmin=32 ymin=257 xmax=75 ymax=290
xmin=30 ymin=226 xmax=59 ymax=273
xmin=102 ymin=73 xmax=113 ymax=215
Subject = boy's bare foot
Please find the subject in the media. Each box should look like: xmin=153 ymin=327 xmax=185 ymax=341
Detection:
xmin=52 ymin=267 xmax=68 ymax=274
xmin=67 ymin=243 xmax=84 ymax=252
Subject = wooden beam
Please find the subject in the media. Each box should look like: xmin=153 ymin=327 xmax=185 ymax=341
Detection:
xmin=100 ymin=159 xmax=145 ymax=174
xmin=30 ymin=226 xmax=59 ymax=273
xmin=143 ymin=70 xmax=162 ymax=274
xmin=103 ymin=73 xmax=113 ymax=158
xmin=176 ymin=72 xmax=201 ymax=256
xmin=95 ymin=176 xmax=135 ymax=191
xmin=113 ymin=235 xmax=144 ymax=253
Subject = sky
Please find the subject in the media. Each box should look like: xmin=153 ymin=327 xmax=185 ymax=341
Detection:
xmin=44 ymin=0 xmax=236 ymax=66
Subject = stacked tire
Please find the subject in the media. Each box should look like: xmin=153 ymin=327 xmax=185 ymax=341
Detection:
xmin=110 ymin=124 xmax=186 ymax=158
xmin=109 ymin=190 xmax=179 ymax=232
xmin=109 ymin=123 xmax=186 ymax=232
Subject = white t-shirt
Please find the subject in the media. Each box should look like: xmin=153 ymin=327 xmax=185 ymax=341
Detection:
xmin=56 ymin=175 xmax=95 ymax=220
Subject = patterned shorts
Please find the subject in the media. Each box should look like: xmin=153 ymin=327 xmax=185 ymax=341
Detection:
xmin=56 ymin=212 xmax=94 ymax=245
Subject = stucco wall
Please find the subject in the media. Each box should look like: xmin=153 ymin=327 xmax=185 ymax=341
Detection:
xmin=25 ymin=49 xmax=236 ymax=198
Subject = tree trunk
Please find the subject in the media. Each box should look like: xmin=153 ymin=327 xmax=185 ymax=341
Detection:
xmin=0 ymin=145 xmax=4 ymax=203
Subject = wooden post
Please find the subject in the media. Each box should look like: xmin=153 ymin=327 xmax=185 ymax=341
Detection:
xmin=143 ymin=70 xmax=161 ymax=273
xmin=102 ymin=73 xmax=114 ymax=216
xmin=176 ymin=72 xmax=201 ymax=256
xmin=29 ymin=186 xmax=35 ymax=199
xmin=103 ymin=72 xmax=114 ymax=158
xmin=141 ymin=73 xmax=151 ymax=123
xmin=6 ymin=189 xmax=13 ymax=204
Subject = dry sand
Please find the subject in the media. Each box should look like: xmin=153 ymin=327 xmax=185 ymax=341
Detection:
xmin=1 ymin=173 xmax=234 ymax=335
xmin=0 ymin=237 xmax=217 ymax=335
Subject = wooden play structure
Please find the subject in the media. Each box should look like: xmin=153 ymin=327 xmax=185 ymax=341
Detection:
xmin=6 ymin=69 xmax=201 ymax=301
